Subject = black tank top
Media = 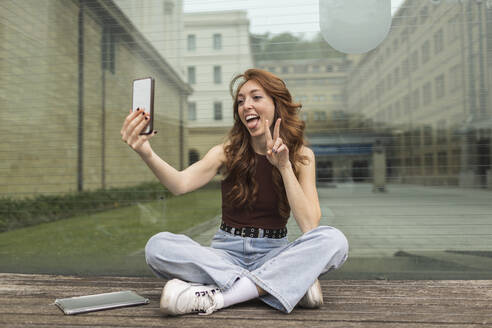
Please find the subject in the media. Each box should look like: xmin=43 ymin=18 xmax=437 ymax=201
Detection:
xmin=221 ymin=153 xmax=288 ymax=229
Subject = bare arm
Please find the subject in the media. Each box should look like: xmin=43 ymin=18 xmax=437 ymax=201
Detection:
xmin=278 ymin=147 xmax=321 ymax=233
xmin=120 ymin=108 xmax=225 ymax=196
xmin=263 ymin=119 xmax=321 ymax=233
xmin=141 ymin=144 xmax=225 ymax=195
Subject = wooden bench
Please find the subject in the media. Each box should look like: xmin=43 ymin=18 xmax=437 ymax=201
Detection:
xmin=1 ymin=273 xmax=490 ymax=327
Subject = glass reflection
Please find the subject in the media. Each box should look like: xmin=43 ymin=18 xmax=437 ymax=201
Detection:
xmin=0 ymin=0 xmax=490 ymax=279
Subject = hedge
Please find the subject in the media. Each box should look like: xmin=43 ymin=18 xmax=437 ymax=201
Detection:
xmin=0 ymin=182 xmax=172 ymax=233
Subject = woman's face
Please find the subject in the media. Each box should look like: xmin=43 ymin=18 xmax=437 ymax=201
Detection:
xmin=237 ymin=80 xmax=275 ymax=137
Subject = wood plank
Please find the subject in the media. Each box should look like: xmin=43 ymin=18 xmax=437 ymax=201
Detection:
xmin=0 ymin=273 xmax=491 ymax=327
xmin=1 ymin=314 xmax=489 ymax=328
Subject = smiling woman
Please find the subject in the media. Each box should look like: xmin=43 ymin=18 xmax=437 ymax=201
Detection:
xmin=2 ymin=0 xmax=492 ymax=317
xmin=132 ymin=68 xmax=348 ymax=316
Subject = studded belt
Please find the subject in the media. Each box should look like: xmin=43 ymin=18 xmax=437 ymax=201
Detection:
xmin=220 ymin=221 xmax=287 ymax=239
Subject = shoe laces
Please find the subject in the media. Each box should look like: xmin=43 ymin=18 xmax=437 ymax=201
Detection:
xmin=188 ymin=288 xmax=221 ymax=316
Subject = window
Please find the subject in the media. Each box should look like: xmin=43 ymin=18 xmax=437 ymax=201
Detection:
xmin=188 ymin=102 xmax=196 ymax=121
xmin=188 ymin=149 xmax=199 ymax=165
xmin=281 ymin=66 xmax=289 ymax=74
xmin=412 ymin=88 xmax=420 ymax=111
xmin=403 ymin=94 xmax=410 ymax=113
xmin=424 ymin=125 xmax=433 ymax=145
xmin=449 ymin=64 xmax=460 ymax=92
xmin=410 ymin=50 xmax=419 ymax=71
xmin=425 ymin=153 xmax=434 ymax=174
xmin=386 ymin=105 xmax=392 ymax=122
xmin=402 ymin=58 xmax=409 ymax=75
xmin=213 ymin=33 xmax=222 ymax=50
xmin=394 ymin=67 xmax=400 ymax=85
xmin=404 ymin=132 xmax=412 ymax=147
xmin=294 ymin=65 xmax=308 ymax=73
xmin=213 ymin=66 xmax=221 ymax=84
xmin=394 ymin=100 xmax=401 ymax=118
xmin=401 ymin=27 xmax=408 ymax=43
xmin=312 ymin=65 xmax=320 ymax=73
xmin=421 ymin=40 xmax=430 ymax=64
xmin=419 ymin=6 xmax=429 ymax=24
xmin=435 ymin=74 xmax=445 ymax=98
xmin=187 ymin=34 xmax=196 ymax=51
xmin=300 ymin=111 xmax=308 ymax=121
xmin=434 ymin=29 xmax=444 ymax=54
xmin=423 ymin=82 xmax=432 ymax=105
xmin=325 ymin=65 xmax=333 ymax=72
xmin=413 ymin=128 xmax=421 ymax=146
xmin=163 ymin=0 xmax=174 ymax=15
xmin=451 ymin=149 xmax=461 ymax=173
xmin=187 ymin=66 xmax=196 ymax=84
xmin=295 ymin=95 xmax=308 ymax=102
xmin=437 ymin=120 xmax=447 ymax=144
xmin=214 ymin=102 xmax=222 ymax=120
xmin=438 ymin=151 xmax=448 ymax=174
xmin=447 ymin=15 xmax=460 ymax=43
xmin=314 ymin=111 xmax=326 ymax=121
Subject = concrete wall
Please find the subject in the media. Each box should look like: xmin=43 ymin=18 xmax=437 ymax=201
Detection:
xmin=0 ymin=0 xmax=188 ymax=198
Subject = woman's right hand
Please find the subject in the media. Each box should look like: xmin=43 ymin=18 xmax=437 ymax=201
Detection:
xmin=120 ymin=108 xmax=157 ymax=159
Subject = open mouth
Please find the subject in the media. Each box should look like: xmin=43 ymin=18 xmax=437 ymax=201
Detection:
xmin=245 ymin=114 xmax=260 ymax=130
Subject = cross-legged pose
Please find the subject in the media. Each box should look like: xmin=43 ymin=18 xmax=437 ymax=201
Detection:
xmin=121 ymin=68 xmax=349 ymax=316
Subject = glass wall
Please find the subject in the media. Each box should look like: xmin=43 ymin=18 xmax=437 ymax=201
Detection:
xmin=0 ymin=0 xmax=491 ymax=279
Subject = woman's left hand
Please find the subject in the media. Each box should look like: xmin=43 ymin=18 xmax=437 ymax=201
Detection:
xmin=265 ymin=118 xmax=291 ymax=170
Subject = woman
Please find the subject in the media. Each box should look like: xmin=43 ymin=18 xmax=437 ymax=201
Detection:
xmin=120 ymin=69 xmax=348 ymax=316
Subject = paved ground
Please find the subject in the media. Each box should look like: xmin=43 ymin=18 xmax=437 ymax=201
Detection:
xmin=316 ymin=183 xmax=492 ymax=257
xmin=188 ymin=183 xmax=492 ymax=279
xmin=193 ymin=183 xmax=492 ymax=255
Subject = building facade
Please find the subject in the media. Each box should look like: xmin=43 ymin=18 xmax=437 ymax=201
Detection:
xmin=0 ymin=0 xmax=190 ymax=198
xmin=113 ymin=0 xmax=185 ymax=76
xmin=346 ymin=0 xmax=492 ymax=188
xmin=184 ymin=11 xmax=254 ymax=162
xmin=257 ymin=58 xmax=384 ymax=182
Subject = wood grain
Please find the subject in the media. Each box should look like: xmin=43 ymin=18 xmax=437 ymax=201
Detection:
xmin=0 ymin=273 xmax=491 ymax=327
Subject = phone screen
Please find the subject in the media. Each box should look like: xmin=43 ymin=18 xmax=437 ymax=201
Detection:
xmin=132 ymin=77 xmax=154 ymax=135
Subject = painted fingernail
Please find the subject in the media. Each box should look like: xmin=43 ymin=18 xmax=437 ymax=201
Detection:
xmin=154 ymin=130 xmax=158 ymax=134
xmin=142 ymin=112 xmax=145 ymax=115
xmin=145 ymin=117 xmax=148 ymax=120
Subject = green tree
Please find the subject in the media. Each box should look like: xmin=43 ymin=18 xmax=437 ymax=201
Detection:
xmin=250 ymin=32 xmax=344 ymax=61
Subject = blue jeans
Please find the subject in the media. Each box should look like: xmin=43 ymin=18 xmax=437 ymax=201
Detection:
xmin=145 ymin=225 xmax=349 ymax=313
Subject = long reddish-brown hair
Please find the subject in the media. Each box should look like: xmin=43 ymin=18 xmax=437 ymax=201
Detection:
xmin=223 ymin=68 xmax=308 ymax=218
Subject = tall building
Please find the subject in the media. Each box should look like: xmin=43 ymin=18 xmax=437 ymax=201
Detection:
xmin=113 ymin=0 xmax=185 ymax=75
xmin=346 ymin=0 xmax=492 ymax=188
xmin=0 ymin=0 xmax=190 ymax=197
xmin=184 ymin=11 xmax=254 ymax=162
xmin=257 ymin=58 xmax=379 ymax=182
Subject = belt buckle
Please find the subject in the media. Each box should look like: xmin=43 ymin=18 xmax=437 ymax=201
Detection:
xmin=242 ymin=227 xmax=257 ymax=238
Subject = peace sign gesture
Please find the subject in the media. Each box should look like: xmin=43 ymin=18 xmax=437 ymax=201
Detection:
xmin=265 ymin=118 xmax=290 ymax=169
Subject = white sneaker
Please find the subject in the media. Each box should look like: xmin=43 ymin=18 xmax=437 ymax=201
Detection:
xmin=298 ymin=279 xmax=324 ymax=308
xmin=160 ymin=279 xmax=224 ymax=316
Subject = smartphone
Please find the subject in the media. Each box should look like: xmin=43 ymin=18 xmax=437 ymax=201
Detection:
xmin=132 ymin=77 xmax=155 ymax=135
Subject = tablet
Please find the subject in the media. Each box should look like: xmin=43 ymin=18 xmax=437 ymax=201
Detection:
xmin=54 ymin=290 xmax=149 ymax=315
